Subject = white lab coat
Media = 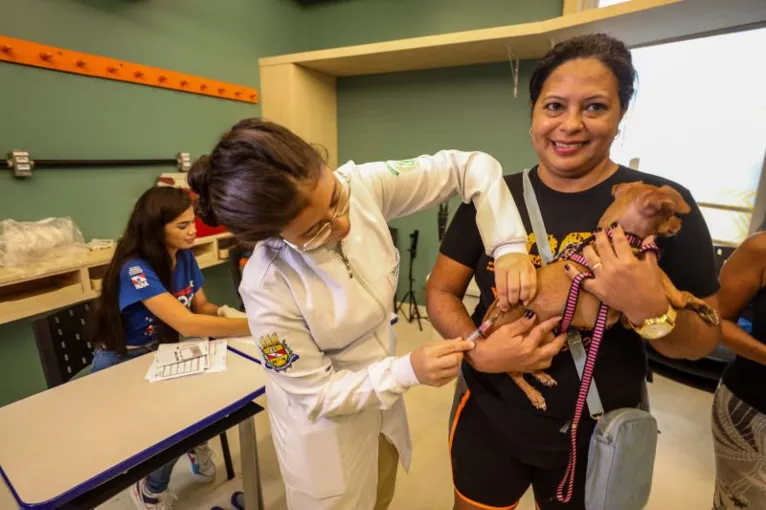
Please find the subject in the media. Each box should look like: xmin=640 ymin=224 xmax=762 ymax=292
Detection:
xmin=239 ymin=150 xmax=527 ymax=509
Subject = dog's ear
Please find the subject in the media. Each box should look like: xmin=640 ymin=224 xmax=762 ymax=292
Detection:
xmin=641 ymin=185 xmax=692 ymax=217
xmin=658 ymin=185 xmax=691 ymax=214
xmin=643 ymin=193 xmax=677 ymax=216
xmin=612 ymin=181 xmax=641 ymax=198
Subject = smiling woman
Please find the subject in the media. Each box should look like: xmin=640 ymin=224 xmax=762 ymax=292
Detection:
xmin=426 ymin=33 xmax=720 ymax=510
xmin=528 ymin=34 xmax=635 ymax=191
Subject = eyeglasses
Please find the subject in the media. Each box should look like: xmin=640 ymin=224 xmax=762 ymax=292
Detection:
xmin=301 ymin=173 xmax=351 ymax=251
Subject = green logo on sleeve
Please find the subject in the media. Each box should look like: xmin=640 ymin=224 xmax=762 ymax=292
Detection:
xmin=385 ymin=158 xmax=419 ymax=176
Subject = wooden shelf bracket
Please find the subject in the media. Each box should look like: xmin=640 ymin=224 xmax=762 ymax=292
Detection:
xmin=0 ymin=35 xmax=259 ymax=104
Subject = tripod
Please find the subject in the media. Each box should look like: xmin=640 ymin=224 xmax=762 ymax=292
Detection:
xmin=396 ymin=230 xmax=423 ymax=331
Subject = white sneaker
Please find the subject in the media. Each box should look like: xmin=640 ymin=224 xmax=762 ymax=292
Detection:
xmin=188 ymin=443 xmax=216 ymax=481
xmin=129 ymin=479 xmax=176 ymax=510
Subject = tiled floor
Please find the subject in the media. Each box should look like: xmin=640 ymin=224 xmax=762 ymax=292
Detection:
xmin=99 ymin=313 xmax=717 ymax=509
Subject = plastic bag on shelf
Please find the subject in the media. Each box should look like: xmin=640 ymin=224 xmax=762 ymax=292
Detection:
xmin=0 ymin=217 xmax=89 ymax=269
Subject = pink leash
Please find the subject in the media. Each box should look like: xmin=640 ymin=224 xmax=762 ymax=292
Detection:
xmin=554 ymin=230 xmax=659 ymax=503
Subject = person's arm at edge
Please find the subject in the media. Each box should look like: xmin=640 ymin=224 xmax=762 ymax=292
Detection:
xmin=716 ymin=233 xmax=766 ymax=365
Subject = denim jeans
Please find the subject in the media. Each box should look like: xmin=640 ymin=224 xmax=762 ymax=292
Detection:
xmin=91 ymin=346 xmax=152 ymax=371
xmin=91 ymin=347 xmax=180 ymax=494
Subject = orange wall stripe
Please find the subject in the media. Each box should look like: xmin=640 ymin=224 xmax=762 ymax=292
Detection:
xmin=0 ymin=35 xmax=258 ymax=104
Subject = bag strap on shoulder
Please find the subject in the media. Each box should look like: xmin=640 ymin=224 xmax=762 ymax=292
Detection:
xmin=522 ymin=169 xmax=554 ymax=266
xmin=521 ymin=168 xmax=603 ymax=416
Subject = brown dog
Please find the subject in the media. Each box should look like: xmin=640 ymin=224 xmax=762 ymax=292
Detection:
xmin=481 ymin=181 xmax=720 ymax=410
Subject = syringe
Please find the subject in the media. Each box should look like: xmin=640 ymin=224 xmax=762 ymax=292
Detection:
xmin=465 ymin=309 xmax=503 ymax=343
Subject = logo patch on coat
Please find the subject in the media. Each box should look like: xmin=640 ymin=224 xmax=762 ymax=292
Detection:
xmin=385 ymin=158 xmax=419 ymax=176
xmin=259 ymin=333 xmax=299 ymax=372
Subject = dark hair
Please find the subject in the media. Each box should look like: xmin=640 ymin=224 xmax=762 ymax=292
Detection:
xmin=187 ymin=118 xmax=325 ymax=247
xmin=529 ymin=33 xmax=637 ymax=111
xmin=87 ymin=187 xmax=192 ymax=355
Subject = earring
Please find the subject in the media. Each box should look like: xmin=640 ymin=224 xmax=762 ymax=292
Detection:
xmin=528 ymin=127 xmax=533 ymax=137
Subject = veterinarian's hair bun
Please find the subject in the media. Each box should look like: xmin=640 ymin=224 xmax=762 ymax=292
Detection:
xmin=183 ymin=117 xmax=328 ymax=247
xmin=530 ymin=33 xmax=636 ymax=111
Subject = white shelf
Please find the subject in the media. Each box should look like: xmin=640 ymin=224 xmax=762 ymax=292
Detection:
xmin=259 ymin=0 xmax=766 ymax=77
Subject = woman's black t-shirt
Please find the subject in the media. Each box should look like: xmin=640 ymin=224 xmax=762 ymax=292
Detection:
xmin=440 ymin=165 xmax=719 ymax=456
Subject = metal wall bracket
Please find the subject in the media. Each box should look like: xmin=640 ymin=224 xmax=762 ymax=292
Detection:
xmin=176 ymin=152 xmax=192 ymax=172
xmin=6 ymin=150 xmax=193 ymax=178
xmin=7 ymin=150 xmax=33 ymax=178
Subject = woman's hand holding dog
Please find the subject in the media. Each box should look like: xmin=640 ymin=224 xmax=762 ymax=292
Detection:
xmin=564 ymin=226 xmax=669 ymax=326
xmin=466 ymin=314 xmax=567 ymax=373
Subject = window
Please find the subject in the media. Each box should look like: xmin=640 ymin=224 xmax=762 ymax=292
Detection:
xmin=609 ymin=28 xmax=766 ymax=246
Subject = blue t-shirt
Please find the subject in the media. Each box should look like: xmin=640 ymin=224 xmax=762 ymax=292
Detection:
xmin=118 ymin=249 xmax=204 ymax=346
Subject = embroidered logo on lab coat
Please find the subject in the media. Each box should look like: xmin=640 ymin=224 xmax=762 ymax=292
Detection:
xmin=259 ymin=333 xmax=299 ymax=372
xmin=385 ymin=158 xmax=419 ymax=176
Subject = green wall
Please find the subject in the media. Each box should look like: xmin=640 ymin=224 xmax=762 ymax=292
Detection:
xmin=330 ymin=0 xmax=563 ymax=304
xmin=0 ymin=0 xmax=562 ymax=405
xmin=338 ymin=62 xmax=540 ymax=304
xmin=301 ymin=0 xmax=562 ymax=50
xmin=0 ymin=0 xmax=305 ymax=406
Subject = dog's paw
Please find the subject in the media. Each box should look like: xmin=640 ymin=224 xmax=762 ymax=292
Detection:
xmin=530 ymin=394 xmax=548 ymax=411
xmin=532 ymin=371 xmax=557 ymax=387
xmin=687 ymin=300 xmax=720 ymax=326
xmin=700 ymin=307 xmax=720 ymax=326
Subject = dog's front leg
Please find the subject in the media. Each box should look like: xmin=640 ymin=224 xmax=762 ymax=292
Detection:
xmin=510 ymin=372 xmax=548 ymax=411
xmin=530 ymin=371 xmax=557 ymax=387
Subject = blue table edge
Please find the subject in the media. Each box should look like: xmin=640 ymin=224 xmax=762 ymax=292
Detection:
xmin=0 ymin=350 xmax=265 ymax=509
xmin=2 ymin=316 xmax=399 ymax=508
xmin=227 ymin=344 xmax=262 ymax=365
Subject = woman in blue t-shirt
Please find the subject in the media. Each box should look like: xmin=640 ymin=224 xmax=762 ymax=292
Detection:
xmin=88 ymin=186 xmax=250 ymax=510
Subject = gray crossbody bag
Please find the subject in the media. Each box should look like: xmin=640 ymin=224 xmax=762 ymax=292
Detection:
xmin=522 ymin=169 xmax=658 ymax=510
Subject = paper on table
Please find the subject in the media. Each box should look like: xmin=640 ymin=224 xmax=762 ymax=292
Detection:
xmin=144 ymin=338 xmax=228 ymax=382
xmin=154 ymin=339 xmax=209 ymax=367
xmin=207 ymin=339 xmax=228 ymax=373
xmin=145 ymin=356 xmax=206 ymax=382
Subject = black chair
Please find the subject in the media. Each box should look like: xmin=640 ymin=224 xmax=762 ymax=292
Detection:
xmin=33 ymin=301 xmax=95 ymax=386
xmin=32 ymin=301 xmax=237 ymax=481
